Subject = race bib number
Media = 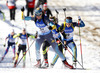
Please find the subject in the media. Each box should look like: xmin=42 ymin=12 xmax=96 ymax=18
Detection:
xmin=39 ymin=26 xmax=49 ymax=33
xmin=66 ymin=33 xmax=73 ymax=39
xmin=9 ymin=39 xmax=15 ymax=42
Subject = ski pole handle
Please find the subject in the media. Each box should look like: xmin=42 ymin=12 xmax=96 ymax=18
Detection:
xmin=55 ymin=9 xmax=59 ymax=14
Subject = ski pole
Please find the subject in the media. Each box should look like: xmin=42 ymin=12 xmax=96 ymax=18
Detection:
xmin=24 ymin=16 xmax=32 ymax=65
xmin=16 ymin=39 xmax=36 ymax=67
xmin=55 ymin=9 xmax=59 ymax=18
xmin=63 ymin=8 xmax=66 ymax=18
xmin=55 ymin=9 xmax=59 ymax=23
xmin=22 ymin=7 xmax=32 ymax=65
xmin=56 ymin=36 xmax=85 ymax=69
xmin=78 ymin=16 xmax=84 ymax=67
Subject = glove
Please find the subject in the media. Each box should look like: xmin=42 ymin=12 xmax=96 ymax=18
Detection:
xmin=3 ymin=44 xmax=6 ymax=47
xmin=48 ymin=26 xmax=52 ymax=30
xmin=21 ymin=7 xmax=25 ymax=12
xmin=56 ymin=29 xmax=59 ymax=32
xmin=0 ymin=10 xmax=2 ymax=13
xmin=16 ymin=42 xmax=18 ymax=45
xmin=78 ymin=16 xmax=81 ymax=21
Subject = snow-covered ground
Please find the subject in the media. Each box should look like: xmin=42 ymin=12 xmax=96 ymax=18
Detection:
xmin=0 ymin=0 xmax=100 ymax=73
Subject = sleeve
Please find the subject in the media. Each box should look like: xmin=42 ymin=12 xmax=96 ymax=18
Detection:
xmin=6 ymin=34 xmax=10 ymax=39
xmin=49 ymin=22 xmax=56 ymax=30
xmin=58 ymin=24 xmax=64 ymax=32
xmin=73 ymin=20 xmax=85 ymax=27
xmin=48 ymin=9 xmax=53 ymax=16
xmin=27 ymin=33 xmax=35 ymax=39
xmin=24 ymin=16 xmax=36 ymax=21
xmin=78 ymin=20 xmax=85 ymax=27
xmin=13 ymin=33 xmax=20 ymax=38
xmin=61 ymin=31 xmax=66 ymax=41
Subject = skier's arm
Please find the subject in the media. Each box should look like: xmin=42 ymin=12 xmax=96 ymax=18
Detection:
xmin=73 ymin=20 xmax=85 ymax=27
xmin=27 ymin=33 xmax=35 ymax=39
xmin=61 ymin=31 xmax=67 ymax=45
xmin=57 ymin=24 xmax=65 ymax=32
xmin=13 ymin=33 xmax=20 ymax=38
xmin=24 ymin=16 xmax=36 ymax=21
xmin=73 ymin=16 xmax=85 ymax=27
xmin=48 ymin=9 xmax=53 ymax=16
xmin=48 ymin=22 xmax=56 ymax=30
xmin=0 ymin=10 xmax=5 ymax=21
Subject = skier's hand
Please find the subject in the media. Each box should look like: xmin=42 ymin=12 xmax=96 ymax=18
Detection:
xmin=48 ymin=26 xmax=52 ymax=30
xmin=3 ymin=44 xmax=6 ymax=47
xmin=64 ymin=41 xmax=66 ymax=46
xmin=78 ymin=16 xmax=81 ymax=21
xmin=21 ymin=7 xmax=25 ymax=12
xmin=16 ymin=42 xmax=18 ymax=45
xmin=64 ymin=41 xmax=67 ymax=50
xmin=0 ymin=10 xmax=2 ymax=13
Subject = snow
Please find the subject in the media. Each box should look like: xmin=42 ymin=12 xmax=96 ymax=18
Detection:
xmin=0 ymin=0 xmax=100 ymax=73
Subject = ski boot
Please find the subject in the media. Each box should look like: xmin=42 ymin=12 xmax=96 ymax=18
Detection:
xmin=0 ymin=57 xmax=4 ymax=63
xmin=34 ymin=60 xmax=41 ymax=68
xmin=42 ymin=59 xmax=49 ymax=68
xmin=73 ymin=60 xmax=77 ymax=68
xmin=50 ymin=63 xmax=54 ymax=68
xmin=12 ymin=57 xmax=15 ymax=60
xmin=62 ymin=60 xmax=73 ymax=69
xmin=23 ymin=63 xmax=25 ymax=68
xmin=13 ymin=60 xmax=17 ymax=68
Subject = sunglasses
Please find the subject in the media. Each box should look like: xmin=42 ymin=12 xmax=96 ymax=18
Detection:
xmin=35 ymin=12 xmax=42 ymax=16
xmin=50 ymin=19 xmax=55 ymax=22
xmin=66 ymin=23 xmax=71 ymax=25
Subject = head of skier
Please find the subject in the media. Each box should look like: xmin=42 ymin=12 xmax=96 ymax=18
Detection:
xmin=35 ymin=8 xmax=43 ymax=20
xmin=11 ymin=29 xmax=15 ymax=36
xmin=65 ymin=17 xmax=72 ymax=28
xmin=43 ymin=3 xmax=47 ymax=10
xmin=49 ymin=16 xmax=57 ymax=24
xmin=22 ymin=28 xmax=26 ymax=35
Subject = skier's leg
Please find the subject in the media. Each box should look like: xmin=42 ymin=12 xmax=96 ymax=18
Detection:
xmin=11 ymin=44 xmax=15 ymax=60
xmin=34 ymin=36 xmax=44 ymax=67
xmin=51 ymin=39 xmax=63 ymax=66
xmin=27 ymin=8 xmax=30 ymax=16
xmin=46 ymin=35 xmax=65 ymax=60
xmin=9 ymin=9 xmax=12 ymax=20
xmin=30 ymin=8 xmax=34 ymax=16
xmin=1 ymin=46 xmax=10 ymax=61
xmin=46 ymin=33 xmax=73 ymax=69
xmin=14 ymin=45 xmax=21 ymax=67
xmin=42 ymin=41 xmax=50 ymax=67
xmin=68 ymin=41 xmax=77 ymax=62
xmin=22 ymin=45 xmax=26 ymax=68
xmin=12 ymin=8 xmax=15 ymax=20
xmin=42 ymin=41 xmax=50 ymax=60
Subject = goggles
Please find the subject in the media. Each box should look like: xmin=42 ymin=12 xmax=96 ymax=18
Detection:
xmin=66 ymin=19 xmax=72 ymax=23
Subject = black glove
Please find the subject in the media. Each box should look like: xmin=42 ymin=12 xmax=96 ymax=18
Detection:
xmin=0 ymin=10 xmax=2 ymax=13
xmin=3 ymin=44 xmax=6 ymax=47
xmin=48 ymin=26 xmax=52 ymax=30
xmin=56 ymin=29 xmax=59 ymax=32
xmin=78 ymin=16 xmax=81 ymax=21
xmin=21 ymin=7 xmax=25 ymax=12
